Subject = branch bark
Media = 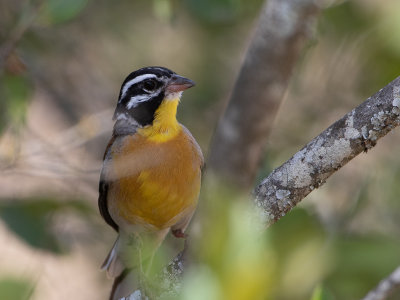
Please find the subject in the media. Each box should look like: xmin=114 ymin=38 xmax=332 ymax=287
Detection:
xmin=208 ymin=0 xmax=322 ymax=190
xmin=254 ymin=76 xmax=400 ymax=225
xmin=361 ymin=265 xmax=400 ymax=300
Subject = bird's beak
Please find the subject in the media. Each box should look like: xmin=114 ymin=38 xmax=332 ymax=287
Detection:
xmin=166 ymin=74 xmax=195 ymax=93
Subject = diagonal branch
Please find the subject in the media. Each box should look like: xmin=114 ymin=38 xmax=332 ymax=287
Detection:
xmin=254 ymin=76 xmax=400 ymax=225
xmin=361 ymin=265 xmax=400 ymax=300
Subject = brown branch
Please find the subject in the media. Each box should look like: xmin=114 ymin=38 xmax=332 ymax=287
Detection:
xmin=254 ymin=76 xmax=400 ymax=225
xmin=208 ymin=0 xmax=322 ymax=190
xmin=361 ymin=265 xmax=400 ymax=300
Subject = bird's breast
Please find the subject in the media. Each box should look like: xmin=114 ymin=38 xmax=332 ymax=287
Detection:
xmin=108 ymin=125 xmax=202 ymax=231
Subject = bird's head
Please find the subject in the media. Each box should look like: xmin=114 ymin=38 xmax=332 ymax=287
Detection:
xmin=113 ymin=66 xmax=195 ymax=127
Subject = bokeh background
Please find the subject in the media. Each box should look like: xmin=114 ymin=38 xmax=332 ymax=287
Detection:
xmin=1 ymin=0 xmax=400 ymax=299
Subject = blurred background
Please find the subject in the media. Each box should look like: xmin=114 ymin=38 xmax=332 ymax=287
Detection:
xmin=0 ymin=0 xmax=400 ymax=299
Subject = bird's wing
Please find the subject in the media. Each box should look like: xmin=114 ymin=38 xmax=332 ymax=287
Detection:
xmin=181 ymin=124 xmax=204 ymax=169
xmin=98 ymin=135 xmax=119 ymax=232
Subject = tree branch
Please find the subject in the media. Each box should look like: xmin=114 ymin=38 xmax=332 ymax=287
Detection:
xmin=361 ymin=265 xmax=400 ymax=300
xmin=208 ymin=0 xmax=322 ymax=190
xmin=254 ymin=76 xmax=400 ymax=225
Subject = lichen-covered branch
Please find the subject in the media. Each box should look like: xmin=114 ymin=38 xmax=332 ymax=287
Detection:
xmin=254 ymin=76 xmax=400 ymax=225
xmin=208 ymin=0 xmax=322 ymax=190
xmin=361 ymin=265 xmax=400 ymax=300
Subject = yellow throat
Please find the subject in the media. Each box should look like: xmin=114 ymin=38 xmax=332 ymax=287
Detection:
xmin=138 ymin=98 xmax=181 ymax=142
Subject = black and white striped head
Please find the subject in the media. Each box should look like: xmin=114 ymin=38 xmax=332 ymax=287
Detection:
xmin=113 ymin=66 xmax=195 ymax=127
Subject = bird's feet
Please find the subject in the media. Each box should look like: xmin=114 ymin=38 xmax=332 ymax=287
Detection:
xmin=171 ymin=229 xmax=187 ymax=239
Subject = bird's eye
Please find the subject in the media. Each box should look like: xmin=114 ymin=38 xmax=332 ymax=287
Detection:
xmin=143 ymin=79 xmax=157 ymax=92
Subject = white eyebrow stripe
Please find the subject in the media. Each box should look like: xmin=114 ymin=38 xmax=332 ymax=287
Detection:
xmin=152 ymin=67 xmax=168 ymax=72
xmin=120 ymin=74 xmax=157 ymax=99
xmin=126 ymin=94 xmax=151 ymax=109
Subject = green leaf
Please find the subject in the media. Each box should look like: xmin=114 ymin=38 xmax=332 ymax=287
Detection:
xmin=39 ymin=0 xmax=88 ymax=25
xmin=0 ymin=198 xmax=94 ymax=253
xmin=0 ymin=278 xmax=34 ymax=300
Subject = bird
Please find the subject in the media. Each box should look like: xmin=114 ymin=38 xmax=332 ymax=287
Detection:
xmin=98 ymin=66 xmax=204 ymax=299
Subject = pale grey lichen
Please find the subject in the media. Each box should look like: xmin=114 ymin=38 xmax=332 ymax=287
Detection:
xmin=275 ymin=189 xmax=292 ymax=211
xmin=368 ymin=130 xmax=378 ymax=142
xmin=393 ymin=98 xmax=400 ymax=108
xmin=276 ymin=189 xmax=291 ymax=199
xmin=393 ymin=86 xmax=400 ymax=115
xmin=285 ymin=148 xmax=313 ymax=187
xmin=344 ymin=114 xmax=360 ymax=139
xmin=393 ymin=86 xmax=400 ymax=104
xmin=361 ymin=126 xmax=369 ymax=140
xmin=257 ymin=184 xmax=267 ymax=196
xmin=371 ymin=111 xmax=387 ymax=130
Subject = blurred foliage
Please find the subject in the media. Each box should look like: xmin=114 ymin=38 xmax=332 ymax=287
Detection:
xmin=320 ymin=1 xmax=400 ymax=95
xmin=152 ymin=0 xmax=174 ymax=22
xmin=0 ymin=277 xmax=34 ymax=300
xmin=184 ymin=0 xmax=243 ymax=23
xmin=38 ymin=0 xmax=89 ymax=25
xmin=0 ymin=73 xmax=32 ymax=132
xmin=0 ymin=198 xmax=94 ymax=253
xmin=269 ymin=209 xmax=400 ymax=300
xmin=328 ymin=236 xmax=400 ymax=299
xmin=164 ymin=187 xmax=400 ymax=300
xmin=310 ymin=285 xmax=335 ymax=300
xmin=0 ymin=0 xmax=88 ymax=133
xmin=179 ymin=185 xmax=275 ymax=300
xmin=0 ymin=0 xmax=400 ymax=299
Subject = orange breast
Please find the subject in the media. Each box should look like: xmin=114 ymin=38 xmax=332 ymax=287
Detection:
xmin=109 ymin=126 xmax=202 ymax=230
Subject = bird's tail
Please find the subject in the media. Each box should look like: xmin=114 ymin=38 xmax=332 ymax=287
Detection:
xmin=102 ymin=237 xmax=137 ymax=299
xmin=101 ymin=236 xmax=124 ymax=278
xmin=103 ymin=229 xmax=171 ymax=299
xmin=109 ymin=268 xmax=139 ymax=300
